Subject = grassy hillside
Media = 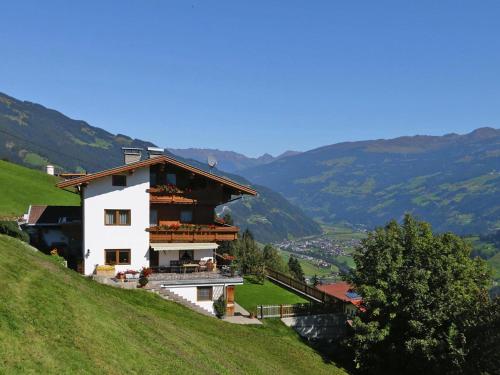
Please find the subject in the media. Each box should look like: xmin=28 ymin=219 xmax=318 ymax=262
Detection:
xmin=0 ymin=235 xmax=345 ymax=374
xmin=240 ymin=128 xmax=500 ymax=235
xmin=0 ymin=160 xmax=79 ymax=218
xmin=280 ymin=250 xmax=340 ymax=278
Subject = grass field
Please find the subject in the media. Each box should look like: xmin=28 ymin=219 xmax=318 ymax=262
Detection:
xmin=280 ymin=250 xmax=339 ymax=277
xmin=0 ymin=235 xmax=345 ymax=374
xmin=322 ymin=224 xmax=367 ymax=241
xmin=235 ymin=276 xmax=308 ymax=314
xmin=0 ymin=160 xmax=79 ymax=218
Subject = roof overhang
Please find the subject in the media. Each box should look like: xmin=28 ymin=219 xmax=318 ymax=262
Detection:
xmin=56 ymin=155 xmax=257 ymax=196
xmin=150 ymin=243 xmax=219 ymax=251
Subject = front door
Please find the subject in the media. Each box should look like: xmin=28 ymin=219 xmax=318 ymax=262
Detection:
xmin=226 ymin=286 xmax=235 ymax=316
xmin=149 ymin=247 xmax=159 ymax=268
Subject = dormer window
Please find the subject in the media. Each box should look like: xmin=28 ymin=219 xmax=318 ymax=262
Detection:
xmin=112 ymin=175 xmax=127 ymax=186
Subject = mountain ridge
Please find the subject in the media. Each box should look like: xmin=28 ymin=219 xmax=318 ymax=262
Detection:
xmin=0 ymin=91 xmax=320 ymax=242
xmin=238 ymin=127 xmax=500 ymax=235
xmin=167 ymin=147 xmax=301 ymax=173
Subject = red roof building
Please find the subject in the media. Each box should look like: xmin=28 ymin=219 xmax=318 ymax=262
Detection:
xmin=317 ymin=282 xmax=363 ymax=316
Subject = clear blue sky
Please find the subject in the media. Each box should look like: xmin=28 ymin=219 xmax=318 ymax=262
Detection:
xmin=1 ymin=1 xmax=499 ymax=157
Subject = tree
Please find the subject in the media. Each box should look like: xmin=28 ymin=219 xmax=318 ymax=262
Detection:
xmin=311 ymin=274 xmax=320 ymax=287
xmin=217 ymin=213 xmax=236 ymax=256
xmin=463 ymin=296 xmax=500 ymax=374
xmin=346 ymin=214 xmax=492 ymax=374
xmin=262 ymin=244 xmax=288 ymax=273
xmin=236 ymin=229 xmax=263 ymax=276
xmin=288 ymin=256 xmax=305 ymax=282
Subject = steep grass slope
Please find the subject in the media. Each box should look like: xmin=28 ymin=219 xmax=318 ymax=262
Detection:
xmin=0 ymin=160 xmax=79 ymax=218
xmin=0 ymin=235 xmax=345 ymax=374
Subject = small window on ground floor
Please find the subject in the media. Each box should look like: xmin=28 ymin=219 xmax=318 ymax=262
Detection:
xmin=105 ymin=249 xmax=131 ymax=265
xmin=197 ymin=286 xmax=213 ymax=301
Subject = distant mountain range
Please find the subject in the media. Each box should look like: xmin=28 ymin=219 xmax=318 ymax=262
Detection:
xmin=167 ymin=148 xmax=301 ymax=173
xmin=238 ymin=128 xmax=500 ymax=235
xmin=0 ymin=91 xmax=320 ymax=243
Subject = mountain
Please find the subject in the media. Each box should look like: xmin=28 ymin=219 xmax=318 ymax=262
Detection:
xmin=0 ymin=92 xmax=320 ymax=242
xmin=239 ymin=128 xmax=500 ymax=235
xmin=167 ymin=147 xmax=301 ymax=173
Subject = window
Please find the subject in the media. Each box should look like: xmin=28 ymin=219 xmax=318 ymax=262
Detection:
xmin=166 ymin=173 xmax=176 ymax=185
xmin=112 ymin=175 xmax=127 ymax=186
xmin=179 ymin=250 xmax=194 ymax=262
xmin=104 ymin=209 xmax=131 ymax=225
xmin=197 ymin=286 xmax=213 ymax=301
xmin=105 ymin=249 xmax=131 ymax=265
xmin=150 ymin=171 xmax=157 ymax=186
xmin=180 ymin=209 xmax=193 ymax=223
xmin=150 ymin=209 xmax=158 ymax=226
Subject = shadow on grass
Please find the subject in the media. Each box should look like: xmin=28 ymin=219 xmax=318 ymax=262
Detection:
xmin=265 ymin=318 xmax=356 ymax=374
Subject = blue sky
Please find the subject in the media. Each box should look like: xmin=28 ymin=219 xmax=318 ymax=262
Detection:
xmin=1 ymin=1 xmax=499 ymax=157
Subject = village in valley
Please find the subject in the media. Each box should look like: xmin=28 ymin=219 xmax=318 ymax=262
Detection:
xmin=273 ymin=225 xmax=368 ymax=281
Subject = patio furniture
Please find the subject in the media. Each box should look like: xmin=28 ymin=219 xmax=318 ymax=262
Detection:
xmin=181 ymin=263 xmax=200 ymax=273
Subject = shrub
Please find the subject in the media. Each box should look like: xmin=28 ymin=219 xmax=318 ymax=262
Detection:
xmin=0 ymin=221 xmax=29 ymax=242
xmin=138 ymin=275 xmax=149 ymax=287
xmin=141 ymin=267 xmax=153 ymax=277
xmin=213 ymin=295 xmax=226 ymax=318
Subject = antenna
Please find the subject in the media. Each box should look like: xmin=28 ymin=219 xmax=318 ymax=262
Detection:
xmin=207 ymin=155 xmax=218 ymax=173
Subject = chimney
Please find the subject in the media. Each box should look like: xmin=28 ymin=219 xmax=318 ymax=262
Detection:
xmin=147 ymin=147 xmax=164 ymax=159
xmin=46 ymin=165 xmax=55 ymax=175
xmin=122 ymin=147 xmax=143 ymax=164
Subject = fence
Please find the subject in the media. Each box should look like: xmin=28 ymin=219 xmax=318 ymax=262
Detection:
xmin=265 ymin=267 xmax=337 ymax=304
xmin=258 ymin=303 xmax=339 ymax=319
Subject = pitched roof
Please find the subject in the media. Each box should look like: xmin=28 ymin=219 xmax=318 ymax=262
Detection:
xmin=316 ymin=282 xmax=363 ymax=307
xmin=56 ymin=155 xmax=258 ymax=195
xmin=26 ymin=205 xmax=81 ymax=225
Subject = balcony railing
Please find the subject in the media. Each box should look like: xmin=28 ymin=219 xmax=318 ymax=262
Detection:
xmin=147 ymin=224 xmax=239 ymax=242
xmin=147 ymin=187 xmax=197 ymax=204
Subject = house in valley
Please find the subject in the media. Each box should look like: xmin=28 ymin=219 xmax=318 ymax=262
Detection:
xmin=56 ymin=147 xmax=257 ymax=316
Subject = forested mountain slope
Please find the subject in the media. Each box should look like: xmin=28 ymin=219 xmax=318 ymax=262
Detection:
xmin=0 ymin=92 xmax=320 ymax=242
xmin=240 ymin=128 xmax=500 ymax=235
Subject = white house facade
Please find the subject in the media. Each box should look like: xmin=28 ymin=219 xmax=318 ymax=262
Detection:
xmin=57 ymin=148 xmax=257 ymax=316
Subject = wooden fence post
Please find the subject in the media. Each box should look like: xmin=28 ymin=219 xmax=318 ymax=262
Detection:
xmin=280 ymin=304 xmax=283 ymax=318
xmin=259 ymin=305 xmax=263 ymax=319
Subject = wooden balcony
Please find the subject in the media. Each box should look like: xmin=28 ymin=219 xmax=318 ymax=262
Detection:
xmin=147 ymin=187 xmax=197 ymax=204
xmin=147 ymin=225 xmax=239 ymax=243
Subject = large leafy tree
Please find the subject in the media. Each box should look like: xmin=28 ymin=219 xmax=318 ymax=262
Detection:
xmin=262 ymin=244 xmax=288 ymax=273
xmin=346 ymin=215 xmax=492 ymax=374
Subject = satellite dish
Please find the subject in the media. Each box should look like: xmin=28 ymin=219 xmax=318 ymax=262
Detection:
xmin=207 ymin=155 xmax=218 ymax=172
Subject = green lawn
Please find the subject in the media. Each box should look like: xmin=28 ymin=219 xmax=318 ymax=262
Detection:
xmin=0 ymin=235 xmax=345 ymax=374
xmin=0 ymin=160 xmax=79 ymax=218
xmin=235 ymin=276 xmax=308 ymax=314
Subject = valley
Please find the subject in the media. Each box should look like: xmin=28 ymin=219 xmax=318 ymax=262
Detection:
xmin=274 ymin=224 xmax=367 ymax=282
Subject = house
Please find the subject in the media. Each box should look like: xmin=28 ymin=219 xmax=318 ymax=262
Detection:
xmin=316 ymin=281 xmax=363 ymax=317
xmin=56 ymin=147 xmax=257 ymax=316
xmin=21 ymin=205 xmax=82 ymax=269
